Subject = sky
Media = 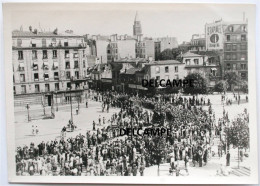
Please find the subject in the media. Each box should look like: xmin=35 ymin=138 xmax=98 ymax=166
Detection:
xmin=9 ymin=3 xmax=253 ymax=43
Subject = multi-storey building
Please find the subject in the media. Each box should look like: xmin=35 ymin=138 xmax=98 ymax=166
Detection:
xmin=189 ymin=34 xmax=206 ymax=52
xmin=182 ymin=51 xmax=221 ymax=87
xmin=12 ymin=28 xmax=88 ymax=107
xmin=136 ymin=38 xmax=155 ymax=60
xmin=223 ymin=22 xmax=248 ymax=80
xmin=154 ymin=37 xmax=178 ymax=52
xmin=205 ymin=19 xmax=248 ymax=80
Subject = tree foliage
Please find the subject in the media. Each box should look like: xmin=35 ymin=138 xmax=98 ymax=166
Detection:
xmin=183 ymin=73 xmax=208 ymax=94
xmin=224 ymin=72 xmax=241 ymax=89
xmin=214 ymin=80 xmax=229 ymax=93
xmin=225 ymin=117 xmax=250 ymax=149
xmin=158 ymin=48 xmax=188 ymax=61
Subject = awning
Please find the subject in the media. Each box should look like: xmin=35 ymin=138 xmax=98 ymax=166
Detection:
xmin=19 ymin=63 xmax=24 ymax=67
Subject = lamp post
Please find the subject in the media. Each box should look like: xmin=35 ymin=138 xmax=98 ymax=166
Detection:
xmin=70 ymin=76 xmax=74 ymax=123
xmin=55 ymin=91 xmax=58 ymax=112
xmin=25 ymin=103 xmax=30 ymax=122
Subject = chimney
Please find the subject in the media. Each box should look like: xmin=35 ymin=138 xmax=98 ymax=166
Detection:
xmin=33 ymin=29 xmax=38 ymax=34
xmin=53 ymin=28 xmax=58 ymax=35
xmin=29 ymin=26 xmax=32 ymax=32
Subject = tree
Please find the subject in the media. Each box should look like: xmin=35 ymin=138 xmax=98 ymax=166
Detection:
xmin=158 ymin=48 xmax=188 ymax=61
xmin=214 ymin=80 xmax=229 ymax=93
xmin=224 ymin=72 xmax=241 ymax=91
xmin=225 ymin=117 xmax=249 ymax=168
xmin=183 ymin=72 xmax=208 ymax=94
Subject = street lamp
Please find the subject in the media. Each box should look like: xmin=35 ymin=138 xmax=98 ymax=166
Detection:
xmin=25 ymin=103 xmax=30 ymax=122
xmin=70 ymin=76 xmax=74 ymax=124
xmin=55 ymin=91 xmax=58 ymax=112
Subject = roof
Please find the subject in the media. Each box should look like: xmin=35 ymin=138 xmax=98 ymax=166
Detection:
xmin=121 ymin=68 xmax=141 ymax=75
xmin=182 ymin=51 xmax=203 ymax=58
xmin=193 ymin=51 xmax=220 ymax=57
xmin=145 ymin=60 xmax=183 ymax=66
xmin=12 ymin=30 xmax=83 ymax=38
xmin=113 ymin=58 xmax=149 ymax=63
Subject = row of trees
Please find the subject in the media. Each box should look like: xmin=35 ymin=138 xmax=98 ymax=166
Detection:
xmin=182 ymin=72 xmax=248 ymax=94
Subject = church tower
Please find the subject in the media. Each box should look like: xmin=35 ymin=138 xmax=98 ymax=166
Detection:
xmin=133 ymin=11 xmax=142 ymax=36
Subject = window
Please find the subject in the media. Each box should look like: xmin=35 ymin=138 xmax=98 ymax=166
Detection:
xmin=241 ymin=64 xmax=247 ymax=70
xmin=66 ymin=71 xmax=71 ymax=79
xmin=20 ymin=74 xmax=25 ymax=82
xmin=241 ymin=72 xmax=246 ymax=79
xmin=13 ymin=86 xmax=16 ymax=95
xmin=32 ymin=50 xmax=37 ymax=59
xmin=226 ymin=63 xmax=231 ymax=70
xmin=74 ymin=61 xmax=79 ymax=68
xmin=75 ymin=71 xmax=79 ymax=79
xmin=33 ymin=62 xmax=38 ymax=70
xmin=83 ymin=60 xmax=86 ymax=68
xmin=42 ymin=39 xmax=46 ymax=47
xmin=226 ymin=35 xmax=230 ymax=41
xmin=241 ymin=54 xmax=247 ymax=61
xmin=67 ymin=82 xmax=71 ymax=89
xmin=242 ymin=25 xmax=247 ymax=32
xmin=34 ymin=73 xmax=39 ymax=81
xmin=165 ymin=66 xmax=169 ymax=73
xmin=32 ymin=43 xmax=36 ymax=47
xmin=107 ymin=50 xmax=110 ymax=54
xmin=211 ymin=69 xmax=216 ymax=76
xmin=115 ymin=49 xmax=118 ymax=54
xmin=45 ymin=84 xmax=50 ymax=92
xmin=229 ymin=26 xmax=234 ymax=32
xmin=226 ymin=54 xmax=231 ymax=60
xmin=232 ymin=44 xmax=237 ymax=51
xmin=232 ymin=54 xmax=237 ymax=60
xmin=175 ymin=66 xmax=178 ymax=72
xmin=44 ymin=73 xmax=49 ymax=80
xmin=185 ymin=59 xmax=191 ymax=65
xmin=226 ymin=44 xmax=231 ymax=51
xmin=53 ymin=50 xmax=57 ymax=58
xmin=17 ymin=39 xmax=22 ymax=47
xmin=241 ymin=44 xmax=247 ymax=50
xmin=194 ymin=59 xmax=199 ymax=65
xmin=43 ymin=62 xmax=49 ymax=70
xmin=54 ymin=72 xmax=59 ymax=80
xmin=155 ymin=67 xmax=160 ymax=73
xmin=64 ymin=42 xmax=69 ymax=47
xmin=241 ymin=35 xmax=246 ymax=41
xmin=73 ymin=53 xmax=78 ymax=58
xmin=19 ymin=62 xmax=25 ymax=71
xmin=233 ymin=64 xmax=237 ymax=70
xmin=66 ymin=62 xmax=70 ymax=69
xmin=65 ymin=50 xmax=70 ymax=58
xmin=35 ymin=84 xmax=40 ymax=93
xmin=55 ymin=83 xmax=59 ymax=91
xmin=175 ymin=74 xmax=179 ymax=79
xmin=156 ymin=76 xmax=160 ymax=80
xmin=21 ymin=85 xmax=26 ymax=94
xmin=43 ymin=50 xmax=48 ymax=59
xmin=53 ymin=62 xmax=58 ymax=70
xmin=18 ymin=51 xmax=23 ymax=60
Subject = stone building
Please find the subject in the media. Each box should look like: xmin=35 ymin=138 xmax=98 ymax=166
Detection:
xmin=12 ymin=28 xmax=88 ymax=107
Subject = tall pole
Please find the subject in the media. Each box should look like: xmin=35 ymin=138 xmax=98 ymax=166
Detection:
xmin=26 ymin=103 xmax=30 ymax=122
xmin=70 ymin=88 xmax=73 ymax=123
xmin=56 ymin=93 xmax=58 ymax=111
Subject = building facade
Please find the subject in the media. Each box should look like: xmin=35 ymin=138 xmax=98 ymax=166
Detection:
xmin=12 ymin=28 xmax=88 ymax=106
xmin=182 ymin=51 xmax=221 ymax=87
xmin=189 ymin=34 xmax=206 ymax=52
xmin=136 ymin=38 xmax=155 ymax=60
xmin=223 ymin=22 xmax=248 ymax=80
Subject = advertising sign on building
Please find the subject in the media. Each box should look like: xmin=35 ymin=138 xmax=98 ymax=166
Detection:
xmin=205 ymin=20 xmax=224 ymax=50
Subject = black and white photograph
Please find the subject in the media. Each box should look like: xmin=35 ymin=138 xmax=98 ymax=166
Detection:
xmin=2 ymin=2 xmax=258 ymax=184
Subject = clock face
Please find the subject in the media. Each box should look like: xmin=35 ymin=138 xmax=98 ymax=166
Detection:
xmin=210 ymin=34 xmax=219 ymax=43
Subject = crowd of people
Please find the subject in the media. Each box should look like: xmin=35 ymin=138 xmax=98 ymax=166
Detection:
xmin=15 ymin=89 xmax=249 ymax=176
